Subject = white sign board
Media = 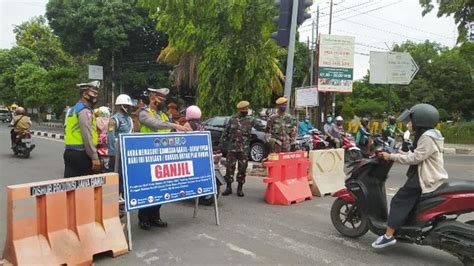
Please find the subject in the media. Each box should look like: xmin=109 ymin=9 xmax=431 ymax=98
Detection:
xmin=369 ymin=52 xmax=419 ymax=85
xmin=296 ymin=87 xmax=318 ymax=108
xmin=88 ymin=65 xmax=103 ymax=80
xmin=318 ymin=34 xmax=355 ymax=93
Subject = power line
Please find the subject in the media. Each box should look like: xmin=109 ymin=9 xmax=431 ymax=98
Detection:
xmin=336 ymin=3 xmax=453 ymax=40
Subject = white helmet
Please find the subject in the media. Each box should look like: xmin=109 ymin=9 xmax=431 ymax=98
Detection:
xmin=115 ymin=94 xmax=133 ymax=106
xmin=335 ymin=116 xmax=343 ymax=121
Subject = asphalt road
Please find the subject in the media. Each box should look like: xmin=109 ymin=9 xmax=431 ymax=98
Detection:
xmin=0 ymin=123 xmax=473 ymax=265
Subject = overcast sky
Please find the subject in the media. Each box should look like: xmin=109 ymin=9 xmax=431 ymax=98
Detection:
xmin=1 ymin=0 xmax=458 ymax=79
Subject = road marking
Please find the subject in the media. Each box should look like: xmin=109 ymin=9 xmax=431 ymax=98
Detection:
xmin=136 ymin=248 xmax=158 ymax=258
xmin=33 ymin=135 xmax=63 ymax=143
xmin=198 ymin=233 xmax=258 ymax=259
xmin=144 ymin=256 xmax=159 ymax=265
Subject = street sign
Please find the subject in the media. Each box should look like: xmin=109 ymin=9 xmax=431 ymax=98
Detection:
xmin=369 ymin=52 xmax=419 ymax=85
xmin=88 ymin=65 xmax=103 ymax=80
xmin=295 ymin=86 xmax=318 ymax=107
xmin=120 ymin=132 xmax=216 ymax=211
xmin=317 ymin=34 xmax=355 ymax=93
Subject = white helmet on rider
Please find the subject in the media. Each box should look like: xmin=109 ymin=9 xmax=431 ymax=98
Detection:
xmin=115 ymin=94 xmax=133 ymax=106
xmin=335 ymin=116 xmax=343 ymax=121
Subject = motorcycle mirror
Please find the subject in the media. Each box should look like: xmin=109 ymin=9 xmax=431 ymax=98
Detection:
xmin=403 ymin=130 xmax=410 ymax=141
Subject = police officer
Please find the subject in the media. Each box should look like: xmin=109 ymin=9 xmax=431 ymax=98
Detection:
xmin=137 ymin=87 xmax=188 ymax=230
xmin=64 ymin=81 xmax=101 ymax=178
xmin=265 ymin=97 xmax=297 ymax=153
xmin=220 ymin=101 xmax=256 ymax=197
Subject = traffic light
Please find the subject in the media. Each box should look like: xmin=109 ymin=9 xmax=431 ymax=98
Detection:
xmin=271 ymin=0 xmax=292 ymax=47
xmin=297 ymin=0 xmax=312 ymax=25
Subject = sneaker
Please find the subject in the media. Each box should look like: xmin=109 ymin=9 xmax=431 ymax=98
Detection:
xmin=372 ymin=234 xmax=397 ymax=248
xmin=138 ymin=221 xmax=152 ymax=230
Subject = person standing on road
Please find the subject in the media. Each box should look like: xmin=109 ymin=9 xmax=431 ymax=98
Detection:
xmin=137 ymin=87 xmax=188 ymax=230
xmin=63 ymin=81 xmax=101 ymax=178
xmin=265 ymin=97 xmax=297 ymax=153
xmin=220 ymin=101 xmax=257 ymax=197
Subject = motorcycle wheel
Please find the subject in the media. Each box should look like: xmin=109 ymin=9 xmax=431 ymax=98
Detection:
xmin=23 ymin=150 xmax=30 ymax=159
xmin=330 ymin=198 xmax=368 ymax=238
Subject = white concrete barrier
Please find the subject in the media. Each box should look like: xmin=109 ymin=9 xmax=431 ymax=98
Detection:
xmin=308 ymin=149 xmax=345 ymax=196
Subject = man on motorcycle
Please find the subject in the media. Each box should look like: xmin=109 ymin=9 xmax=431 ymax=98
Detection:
xmin=298 ymin=115 xmax=315 ymax=137
xmin=10 ymin=107 xmax=32 ymax=148
xmin=383 ymin=116 xmax=402 ymax=148
xmin=326 ymin=116 xmax=344 ymax=148
xmin=372 ymin=103 xmax=448 ymax=248
xmin=355 ymin=117 xmax=372 ymax=154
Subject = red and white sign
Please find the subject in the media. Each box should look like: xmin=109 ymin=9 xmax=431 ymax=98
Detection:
xmin=150 ymin=160 xmax=194 ymax=181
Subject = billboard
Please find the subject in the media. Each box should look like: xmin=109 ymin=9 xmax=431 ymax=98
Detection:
xmin=318 ymin=34 xmax=355 ymax=93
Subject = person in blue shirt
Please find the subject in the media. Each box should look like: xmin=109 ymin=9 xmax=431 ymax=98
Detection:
xmin=298 ymin=115 xmax=315 ymax=137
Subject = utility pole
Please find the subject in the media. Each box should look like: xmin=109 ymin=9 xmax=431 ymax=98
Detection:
xmin=283 ymin=0 xmax=300 ymax=106
xmin=328 ymin=0 xmax=336 ymax=117
xmin=111 ymin=54 xmax=115 ymax=112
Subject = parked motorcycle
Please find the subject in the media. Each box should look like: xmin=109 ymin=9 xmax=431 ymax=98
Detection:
xmin=341 ymin=133 xmax=362 ymax=163
xmin=330 ymin=133 xmax=474 ymax=265
xmin=12 ymin=131 xmax=35 ymax=158
xmin=199 ymin=152 xmax=226 ymax=206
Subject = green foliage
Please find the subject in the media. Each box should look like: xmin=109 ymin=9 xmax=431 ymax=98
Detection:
xmin=419 ymin=0 xmax=473 ymax=43
xmin=142 ymin=0 xmax=281 ymax=116
xmin=441 ymin=121 xmax=474 ymax=144
xmin=438 ymin=108 xmax=449 ymax=121
xmin=14 ymin=63 xmax=48 ymax=107
xmin=353 ymin=99 xmax=385 ymax=118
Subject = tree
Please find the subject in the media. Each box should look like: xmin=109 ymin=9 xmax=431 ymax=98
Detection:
xmin=13 ymin=16 xmax=71 ymax=69
xmin=14 ymin=63 xmax=49 ymax=109
xmin=46 ymin=1 xmax=170 ymax=102
xmin=0 ymin=47 xmax=40 ymax=104
xmin=419 ymin=0 xmax=473 ymax=43
xmin=142 ymin=0 xmax=282 ymax=116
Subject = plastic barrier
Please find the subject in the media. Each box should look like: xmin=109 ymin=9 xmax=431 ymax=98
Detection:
xmin=2 ymin=173 xmax=128 ymax=265
xmin=262 ymin=151 xmax=312 ymax=205
xmin=308 ymin=149 xmax=345 ymax=196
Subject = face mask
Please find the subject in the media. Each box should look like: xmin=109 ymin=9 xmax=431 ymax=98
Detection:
xmin=121 ymin=105 xmax=132 ymax=114
xmin=305 ymin=118 xmax=310 ymax=122
xmin=327 ymin=118 xmax=332 ymax=124
xmin=85 ymin=93 xmax=97 ymax=106
xmin=278 ymin=106 xmax=287 ymax=112
xmin=240 ymin=111 xmax=248 ymax=117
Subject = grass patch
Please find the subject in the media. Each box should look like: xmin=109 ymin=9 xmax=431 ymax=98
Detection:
xmin=439 ymin=122 xmax=474 ymax=144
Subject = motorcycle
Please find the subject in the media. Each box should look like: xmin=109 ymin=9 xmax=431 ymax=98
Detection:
xmin=199 ymin=152 xmax=226 ymax=206
xmin=12 ymin=131 xmax=35 ymax=158
xmin=293 ymin=134 xmax=313 ymax=152
xmin=330 ymin=132 xmax=474 ymax=265
xmin=307 ymin=129 xmax=330 ymax=150
xmin=341 ymin=133 xmax=362 ymax=163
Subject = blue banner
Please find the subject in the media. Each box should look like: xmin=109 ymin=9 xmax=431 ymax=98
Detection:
xmin=120 ymin=132 xmax=216 ymax=211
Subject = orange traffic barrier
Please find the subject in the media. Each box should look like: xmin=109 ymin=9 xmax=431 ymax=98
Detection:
xmin=2 ymin=173 xmax=128 ymax=265
xmin=263 ymin=151 xmax=312 ymax=205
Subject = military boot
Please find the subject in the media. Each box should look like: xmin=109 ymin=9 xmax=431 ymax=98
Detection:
xmin=237 ymin=183 xmax=244 ymax=197
xmin=222 ymin=183 xmax=232 ymax=196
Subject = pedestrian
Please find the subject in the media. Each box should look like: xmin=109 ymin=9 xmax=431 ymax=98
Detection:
xmin=220 ymin=101 xmax=257 ymax=197
xmin=108 ymin=94 xmax=134 ymax=193
xmin=265 ymin=97 xmax=297 ymax=153
xmin=63 ymin=81 xmax=101 ymax=178
xmin=167 ymin=102 xmax=181 ymax=123
xmin=372 ymin=104 xmax=448 ymax=248
xmin=137 ymin=87 xmax=188 ymax=230
xmin=96 ymin=106 xmax=111 ymax=172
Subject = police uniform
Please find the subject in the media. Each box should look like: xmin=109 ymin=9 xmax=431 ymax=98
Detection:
xmin=63 ymin=81 xmax=100 ymax=178
xmin=265 ymin=97 xmax=297 ymax=153
xmin=137 ymin=88 xmax=173 ymax=229
xmin=221 ymin=101 xmax=256 ymax=196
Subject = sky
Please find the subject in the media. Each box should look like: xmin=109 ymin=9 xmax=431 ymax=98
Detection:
xmin=0 ymin=0 xmax=458 ymax=80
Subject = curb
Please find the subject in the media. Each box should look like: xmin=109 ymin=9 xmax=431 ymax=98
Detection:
xmin=37 ymin=122 xmax=63 ymax=128
xmin=31 ymin=130 xmax=64 ymax=140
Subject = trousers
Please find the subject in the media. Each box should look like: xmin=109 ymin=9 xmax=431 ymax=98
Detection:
xmin=387 ymin=174 xmax=421 ymax=229
xmin=64 ymin=149 xmax=93 ymax=178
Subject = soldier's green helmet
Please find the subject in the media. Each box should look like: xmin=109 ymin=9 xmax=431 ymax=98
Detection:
xmin=397 ymin=103 xmax=439 ymax=128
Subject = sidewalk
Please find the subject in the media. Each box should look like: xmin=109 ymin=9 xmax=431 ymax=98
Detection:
xmin=31 ymin=124 xmax=474 ymax=156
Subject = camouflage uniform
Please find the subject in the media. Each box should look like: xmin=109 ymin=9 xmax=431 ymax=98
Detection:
xmin=221 ymin=114 xmax=256 ymax=184
xmin=265 ymin=113 xmax=297 ymax=153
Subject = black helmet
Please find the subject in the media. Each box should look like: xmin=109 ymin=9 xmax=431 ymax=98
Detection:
xmin=362 ymin=117 xmax=369 ymax=126
xmin=388 ymin=116 xmax=396 ymax=124
xmin=397 ymin=103 xmax=439 ymax=128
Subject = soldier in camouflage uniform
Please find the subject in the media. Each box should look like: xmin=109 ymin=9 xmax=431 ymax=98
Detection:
xmin=265 ymin=97 xmax=297 ymax=153
xmin=220 ymin=100 xmax=256 ymax=197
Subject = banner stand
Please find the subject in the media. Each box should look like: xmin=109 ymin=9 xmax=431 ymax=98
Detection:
xmin=213 ymin=194 xmax=220 ymax=225
xmin=115 ymin=140 xmax=133 ymax=251
xmin=193 ymin=198 xmax=199 ymax=218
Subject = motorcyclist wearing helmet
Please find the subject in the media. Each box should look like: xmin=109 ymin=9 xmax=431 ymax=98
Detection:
xmin=183 ymin=105 xmax=205 ymax=131
xmin=355 ymin=117 xmax=372 ymax=154
xmin=298 ymin=115 xmax=315 ymax=137
xmin=372 ymin=103 xmax=448 ymax=249
xmin=327 ymin=116 xmax=344 ymax=148
xmin=10 ymin=106 xmax=32 ymax=148
xmin=383 ymin=115 xmax=403 ymax=149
